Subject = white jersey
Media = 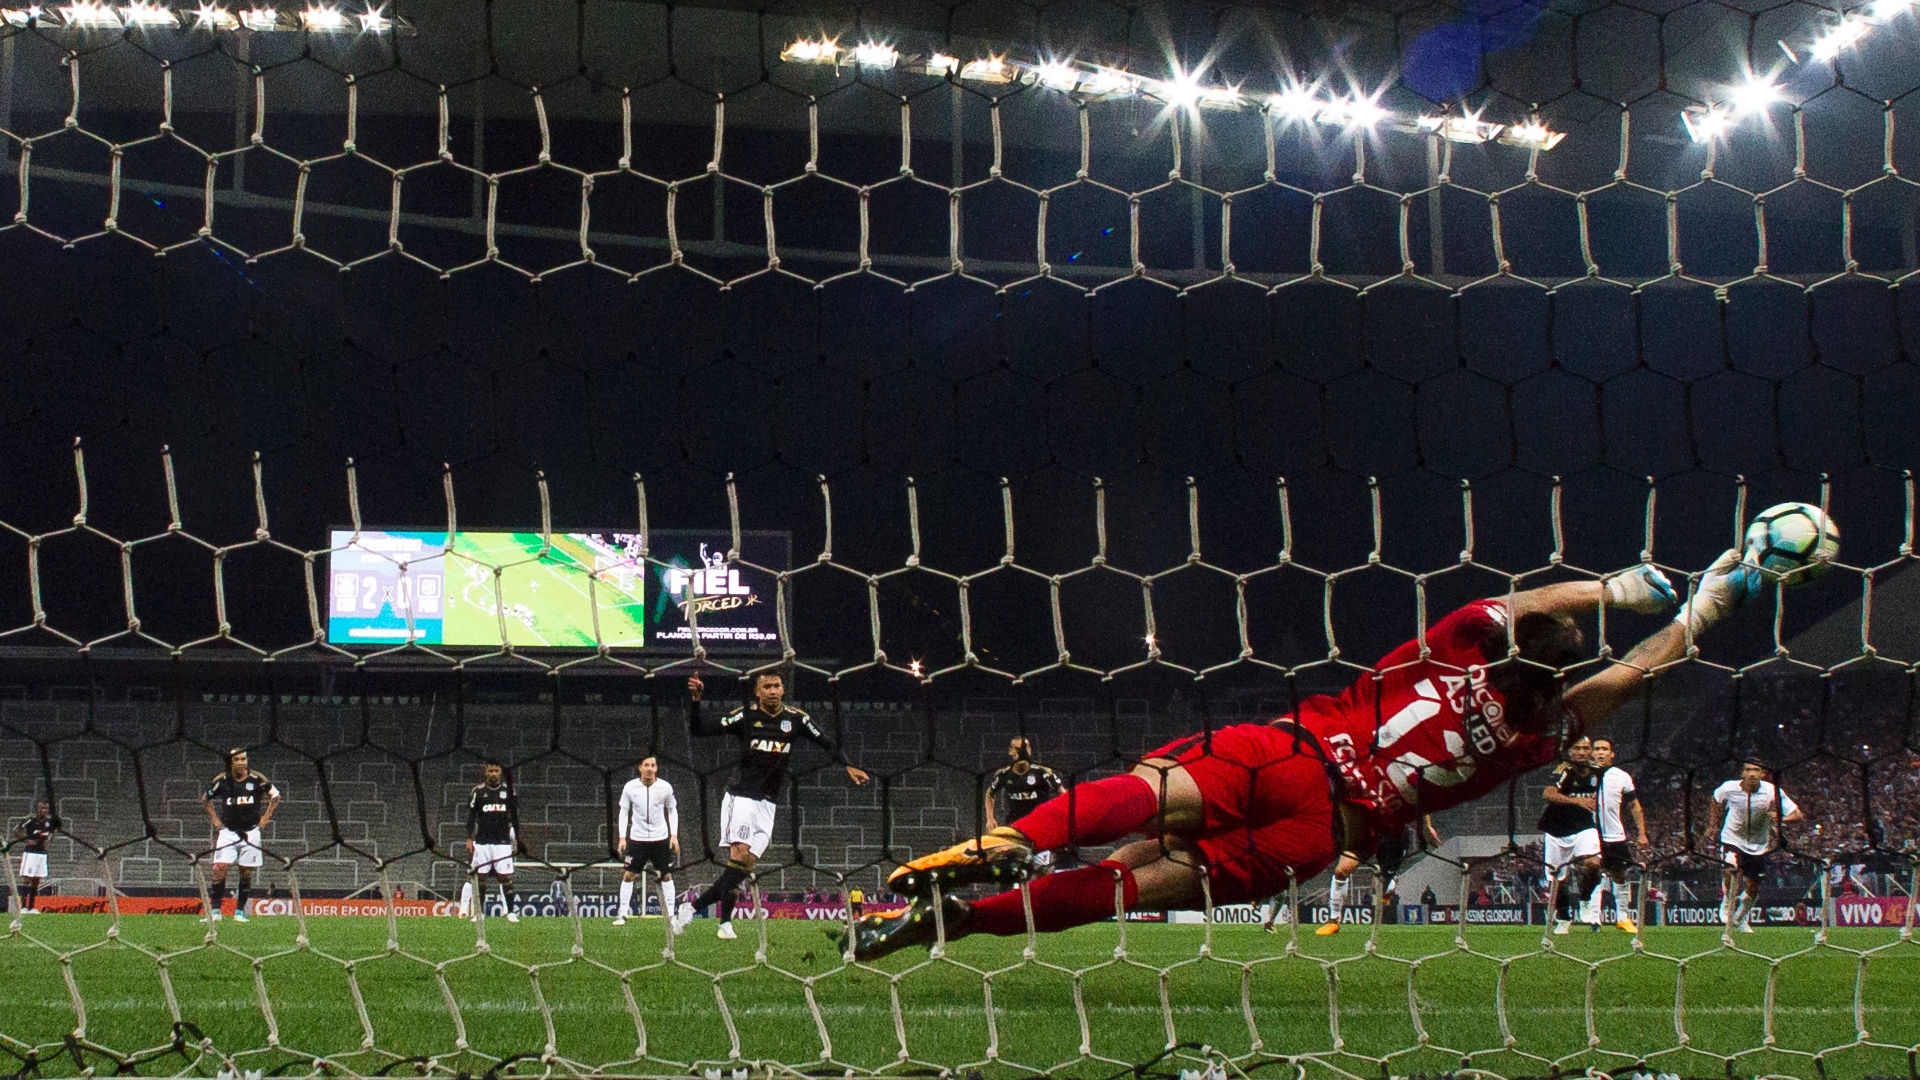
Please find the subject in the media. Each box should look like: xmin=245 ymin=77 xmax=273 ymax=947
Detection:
xmin=1595 ymin=766 xmax=1636 ymax=842
xmin=1714 ymin=779 xmax=1797 ymax=855
xmin=617 ymin=777 xmax=679 ymax=843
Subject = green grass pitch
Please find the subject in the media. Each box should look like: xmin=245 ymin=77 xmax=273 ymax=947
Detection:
xmin=1 ymin=915 xmax=1915 ymax=1078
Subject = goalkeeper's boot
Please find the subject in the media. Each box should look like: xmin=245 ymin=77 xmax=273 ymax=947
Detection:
xmin=841 ymin=894 xmax=971 ymax=961
xmin=887 ymin=828 xmax=1035 ymax=896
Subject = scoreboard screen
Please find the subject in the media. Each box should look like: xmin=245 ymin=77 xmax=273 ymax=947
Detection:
xmin=326 ymin=529 xmax=788 ymax=651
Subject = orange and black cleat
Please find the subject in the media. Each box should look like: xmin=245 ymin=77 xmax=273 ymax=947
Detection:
xmin=887 ymin=828 xmax=1036 ymax=896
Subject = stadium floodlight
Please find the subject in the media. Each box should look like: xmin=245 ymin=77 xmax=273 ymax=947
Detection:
xmin=1076 ymin=68 xmax=1134 ymax=97
xmin=239 ymin=6 xmax=284 ymax=29
xmin=779 ymin=37 xmax=840 ymax=65
xmin=1031 ymin=61 xmax=1081 ymax=92
xmin=58 ymin=1 xmax=120 ymax=27
xmin=354 ymin=3 xmax=387 ymax=31
xmin=852 ymin=41 xmax=898 ymax=69
xmin=120 ymin=1 xmax=176 ymax=26
xmin=1269 ymin=84 xmax=1322 ymax=122
xmin=0 ymin=4 xmax=41 ymax=24
xmin=300 ymin=3 xmax=346 ymax=30
xmin=1681 ymin=103 xmax=1734 ymax=142
xmin=1416 ymin=113 xmax=1502 ymax=143
xmin=1320 ymin=94 xmax=1386 ymax=128
xmin=1497 ymin=117 xmax=1566 ymax=150
xmin=191 ymin=2 xmax=236 ymax=27
xmin=959 ymin=56 xmax=1014 ymax=84
xmin=919 ymin=52 xmax=959 ymax=76
xmin=1808 ymin=16 xmax=1870 ymax=61
xmin=1728 ymin=73 xmax=1783 ymax=116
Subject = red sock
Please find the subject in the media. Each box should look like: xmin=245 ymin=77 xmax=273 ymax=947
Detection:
xmin=970 ymin=860 xmax=1139 ymax=935
xmin=1007 ymin=773 xmax=1160 ymax=851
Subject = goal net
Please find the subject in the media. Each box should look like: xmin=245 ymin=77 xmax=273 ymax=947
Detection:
xmin=0 ymin=0 xmax=1917 ymax=1077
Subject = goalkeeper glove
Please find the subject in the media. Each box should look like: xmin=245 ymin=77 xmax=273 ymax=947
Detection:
xmin=1673 ymin=548 xmax=1760 ymax=635
xmin=1603 ymin=564 xmax=1678 ymax=614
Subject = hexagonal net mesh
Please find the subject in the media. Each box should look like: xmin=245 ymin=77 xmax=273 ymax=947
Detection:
xmin=0 ymin=0 xmax=1918 ymax=1078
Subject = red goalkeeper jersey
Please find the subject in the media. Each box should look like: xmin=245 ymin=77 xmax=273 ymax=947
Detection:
xmin=1296 ymin=599 xmax=1566 ymax=831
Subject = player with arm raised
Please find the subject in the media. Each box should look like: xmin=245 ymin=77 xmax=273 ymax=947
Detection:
xmin=11 ymin=800 xmax=57 ymax=914
xmin=462 ymin=762 xmax=521 ymax=924
xmin=1587 ymin=737 xmax=1647 ymax=933
xmin=677 ymin=670 xmax=870 ymax=940
xmin=202 ymin=749 xmax=279 ymax=923
xmin=1540 ymin=737 xmax=1601 ymax=935
xmin=850 ymin=554 xmax=1757 ymax=959
xmin=985 ymin=738 xmax=1066 ymax=874
xmin=1710 ymin=758 xmax=1802 ymax=935
xmin=615 ymin=756 xmax=679 ymax=927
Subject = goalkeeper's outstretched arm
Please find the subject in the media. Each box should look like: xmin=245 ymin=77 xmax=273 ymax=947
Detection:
xmin=1563 ymin=550 xmax=1755 ymax=727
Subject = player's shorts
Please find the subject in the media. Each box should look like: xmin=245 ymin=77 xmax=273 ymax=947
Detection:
xmin=1143 ymin=723 xmax=1340 ymax=905
xmin=1543 ymin=829 xmax=1600 ymax=871
xmin=18 ymin=852 xmax=48 ymax=879
xmin=212 ymin=828 xmax=265 ymax=868
xmin=1722 ymin=845 xmax=1767 ymax=882
xmin=720 ymin=793 xmax=777 ymax=858
xmin=1599 ymin=839 xmax=1636 ymax=875
xmin=623 ymin=838 xmax=674 ymax=876
xmin=471 ymin=843 xmax=515 ymax=876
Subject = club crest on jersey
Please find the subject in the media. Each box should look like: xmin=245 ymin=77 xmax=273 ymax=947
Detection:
xmin=780 ymin=719 xmax=791 ymax=733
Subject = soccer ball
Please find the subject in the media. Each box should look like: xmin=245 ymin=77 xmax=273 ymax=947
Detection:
xmin=1742 ymin=502 xmax=1840 ymax=586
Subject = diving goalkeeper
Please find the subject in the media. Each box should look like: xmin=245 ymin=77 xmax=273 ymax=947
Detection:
xmin=849 ymin=553 xmax=1755 ymax=959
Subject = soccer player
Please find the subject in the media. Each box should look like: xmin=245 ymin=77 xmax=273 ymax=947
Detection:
xmin=615 ymin=756 xmax=679 ymax=927
xmin=851 ymin=555 xmax=1756 ymax=959
xmin=985 ymin=738 xmax=1066 ymax=872
xmin=1292 ymin=812 xmax=1439 ymax=936
xmin=202 ymin=749 xmax=279 ymax=922
xmin=462 ymin=762 xmax=521 ymax=923
xmin=11 ymin=800 xmax=56 ymax=914
xmin=676 ymin=671 xmax=870 ymax=940
xmin=1540 ymin=736 xmax=1601 ymax=935
xmin=1587 ymin=737 xmax=1645 ymax=932
xmin=1710 ymin=758 xmax=1801 ymax=935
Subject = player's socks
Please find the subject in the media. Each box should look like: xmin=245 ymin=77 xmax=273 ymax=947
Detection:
xmin=718 ymin=891 xmax=737 ymax=924
xmin=1008 ymin=774 xmax=1159 ymax=851
xmin=692 ymin=866 xmax=748 ymax=916
xmin=969 ymin=860 xmax=1137 ymax=935
xmin=234 ymin=885 xmax=250 ymax=918
xmin=460 ymin=881 xmax=474 ymax=917
xmin=22 ymin=881 xmax=37 ymax=911
xmin=209 ymin=880 xmax=229 ymax=917
xmin=1325 ymin=873 xmax=1350 ymax=920
xmin=618 ymin=879 xmax=635 ymax=918
xmin=495 ymin=882 xmax=512 ymax=915
xmin=659 ymin=879 xmax=676 ymax=919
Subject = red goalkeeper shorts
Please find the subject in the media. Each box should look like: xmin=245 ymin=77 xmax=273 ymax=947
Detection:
xmin=1143 ymin=722 xmax=1341 ymax=904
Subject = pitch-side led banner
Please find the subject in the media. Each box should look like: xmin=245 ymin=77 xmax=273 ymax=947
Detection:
xmin=325 ymin=528 xmax=788 ymax=651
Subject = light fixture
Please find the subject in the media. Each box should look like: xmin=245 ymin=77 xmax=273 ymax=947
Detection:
xmin=1269 ymin=84 xmax=1322 ymax=122
xmin=120 ymin=0 xmax=176 ymax=26
xmin=1496 ymin=117 xmax=1566 ymax=150
xmin=958 ymin=56 xmax=1014 ymax=84
xmin=1727 ymin=74 xmax=1783 ymax=116
xmin=1417 ymin=114 xmax=1501 ymax=143
xmin=191 ymin=2 xmax=236 ymax=27
xmin=1195 ymin=85 xmax=1243 ymax=110
xmin=1031 ymin=61 xmax=1081 ymax=92
xmin=1681 ymin=103 xmax=1733 ymax=143
xmin=239 ymin=5 xmax=283 ymax=29
xmin=299 ymin=3 xmax=345 ymax=30
xmin=1076 ymin=67 xmax=1134 ymax=97
xmin=1808 ymin=16 xmax=1870 ymax=61
xmin=1321 ymin=94 xmax=1385 ymax=128
xmin=852 ymin=41 xmax=898 ymax=69
xmin=779 ymin=37 xmax=840 ymax=65
xmin=58 ymin=1 xmax=120 ymax=27
xmin=1 ymin=4 xmax=44 ymax=24
xmin=920 ymin=52 xmax=959 ymax=76
xmin=354 ymin=2 xmax=387 ymax=31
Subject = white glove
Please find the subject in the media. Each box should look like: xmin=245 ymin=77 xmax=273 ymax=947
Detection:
xmin=1603 ymin=564 xmax=1678 ymax=614
xmin=1673 ymin=548 xmax=1760 ymax=635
